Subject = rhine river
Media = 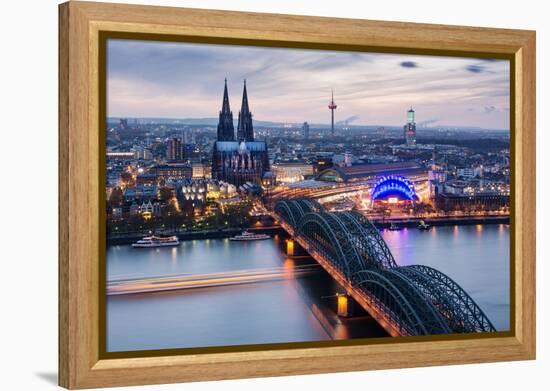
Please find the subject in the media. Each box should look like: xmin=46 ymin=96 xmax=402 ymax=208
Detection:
xmin=106 ymin=224 xmax=510 ymax=352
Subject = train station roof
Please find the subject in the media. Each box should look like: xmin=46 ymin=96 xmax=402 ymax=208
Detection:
xmin=316 ymin=162 xmax=426 ymax=183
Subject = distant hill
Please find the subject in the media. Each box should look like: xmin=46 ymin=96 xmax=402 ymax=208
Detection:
xmin=107 ymin=117 xmax=509 ymax=133
xmin=107 ymin=117 xmax=342 ymax=128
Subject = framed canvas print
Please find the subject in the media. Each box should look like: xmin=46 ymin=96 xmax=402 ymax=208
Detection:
xmin=59 ymin=1 xmax=536 ymax=389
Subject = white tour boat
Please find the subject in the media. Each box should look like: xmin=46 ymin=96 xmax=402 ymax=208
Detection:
xmin=229 ymin=231 xmax=270 ymax=241
xmin=132 ymin=235 xmax=180 ymax=248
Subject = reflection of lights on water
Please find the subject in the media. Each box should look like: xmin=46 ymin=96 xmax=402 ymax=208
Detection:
xmin=283 ymin=258 xmax=295 ymax=276
xmin=334 ymin=323 xmax=349 ymax=340
xmin=453 ymin=225 xmax=459 ymax=238
xmin=171 ymin=247 xmax=177 ymax=263
xmin=498 ymin=223 xmax=505 ymax=238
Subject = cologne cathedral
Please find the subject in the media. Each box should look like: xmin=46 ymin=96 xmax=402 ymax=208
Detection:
xmin=211 ymin=80 xmax=270 ymax=187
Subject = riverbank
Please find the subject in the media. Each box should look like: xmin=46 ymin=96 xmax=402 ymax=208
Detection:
xmin=107 ymin=214 xmax=509 ymax=244
xmin=107 ymin=225 xmax=282 ymax=245
xmin=372 ymin=215 xmax=509 ymax=228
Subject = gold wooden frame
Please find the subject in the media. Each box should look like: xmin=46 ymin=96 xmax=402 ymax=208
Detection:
xmin=59 ymin=1 xmax=536 ymax=388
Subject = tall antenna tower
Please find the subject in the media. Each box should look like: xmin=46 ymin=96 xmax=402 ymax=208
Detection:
xmin=328 ymin=89 xmax=337 ymax=137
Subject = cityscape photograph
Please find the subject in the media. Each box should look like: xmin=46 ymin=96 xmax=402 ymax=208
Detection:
xmin=105 ymin=39 xmax=510 ymax=352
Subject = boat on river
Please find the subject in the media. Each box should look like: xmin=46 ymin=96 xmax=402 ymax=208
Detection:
xmin=132 ymin=235 xmax=180 ymax=248
xmin=388 ymin=223 xmax=402 ymax=231
xmin=230 ymin=231 xmax=270 ymax=241
xmin=418 ymin=220 xmax=431 ymax=231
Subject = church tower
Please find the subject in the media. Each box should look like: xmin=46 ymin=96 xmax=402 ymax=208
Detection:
xmin=217 ymin=79 xmax=235 ymax=141
xmin=237 ymin=80 xmax=254 ymax=142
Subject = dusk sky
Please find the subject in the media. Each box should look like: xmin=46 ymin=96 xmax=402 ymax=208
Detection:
xmin=107 ymin=39 xmax=510 ymax=130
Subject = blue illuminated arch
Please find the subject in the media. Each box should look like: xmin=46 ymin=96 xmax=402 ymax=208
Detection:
xmin=371 ymin=175 xmax=417 ymax=201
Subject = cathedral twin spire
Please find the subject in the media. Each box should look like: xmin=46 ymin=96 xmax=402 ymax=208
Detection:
xmin=216 ymin=79 xmax=254 ymax=142
xmin=217 ymin=78 xmax=234 ymax=141
xmin=237 ymin=80 xmax=254 ymax=142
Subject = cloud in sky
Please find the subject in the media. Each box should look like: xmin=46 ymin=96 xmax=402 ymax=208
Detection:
xmin=107 ymin=39 xmax=510 ymax=129
xmin=400 ymin=61 xmax=418 ymax=68
xmin=465 ymin=64 xmax=485 ymax=74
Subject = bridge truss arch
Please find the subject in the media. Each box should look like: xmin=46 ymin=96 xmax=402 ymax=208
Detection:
xmin=334 ymin=211 xmax=398 ymax=269
xmin=299 ymin=212 xmax=364 ymax=279
xmin=273 ymin=199 xmax=497 ymax=336
xmin=394 ymin=265 xmax=496 ymax=333
xmin=353 ymin=269 xmax=452 ymax=335
xmin=274 ymin=199 xmax=324 ymax=230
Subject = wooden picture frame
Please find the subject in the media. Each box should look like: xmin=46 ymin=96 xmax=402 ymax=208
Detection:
xmin=59 ymin=1 xmax=536 ymax=389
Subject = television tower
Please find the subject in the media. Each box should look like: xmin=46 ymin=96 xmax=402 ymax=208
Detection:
xmin=328 ymin=89 xmax=337 ymax=137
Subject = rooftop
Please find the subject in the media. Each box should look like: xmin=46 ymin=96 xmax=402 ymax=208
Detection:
xmin=317 ymin=162 xmax=426 ymax=182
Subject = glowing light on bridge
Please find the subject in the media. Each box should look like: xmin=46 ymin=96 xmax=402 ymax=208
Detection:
xmin=371 ymin=175 xmax=417 ymax=203
xmin=337 ymin=294 xmax=349 ymax=317
xmin=286 ymin=239 xmax=295 ymax=256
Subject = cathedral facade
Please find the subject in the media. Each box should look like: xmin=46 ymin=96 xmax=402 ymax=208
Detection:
xmin=211 ymin=80 xmax=270 ymax=187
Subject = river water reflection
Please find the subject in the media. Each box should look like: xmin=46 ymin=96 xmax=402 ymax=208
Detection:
xmin=106 ymin=224 xmax=509 ymax=352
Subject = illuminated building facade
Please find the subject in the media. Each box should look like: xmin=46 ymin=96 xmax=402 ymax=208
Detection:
xmin=150 ymin=163 xmax=193 ymax=183
xmin=106 ymin=151 xmax=135 ymax=160
xmin=180 ymin=179 xmax=238 ymax=203
xmin=271 ymin=161 xmax=314 ymax=184
xmin=371 ymin=175 xmax=418 ymax=206
xmin=192 ymin=162 xmax=212 ymax=179
xmin=435 ymin=193 xmax=509 ymax=211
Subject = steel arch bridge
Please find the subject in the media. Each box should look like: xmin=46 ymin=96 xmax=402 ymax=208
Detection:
xmin=273 ymin=199 xmax=496 ymax=336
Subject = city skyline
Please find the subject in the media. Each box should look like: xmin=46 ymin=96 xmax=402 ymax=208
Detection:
xmin=107 ymin=39 xmax=510 ymax=130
